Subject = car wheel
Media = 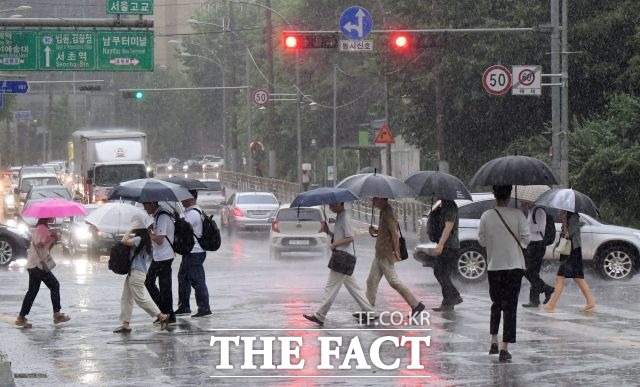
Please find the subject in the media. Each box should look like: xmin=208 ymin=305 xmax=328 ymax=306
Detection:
xmin=595 ymin=245 xmax=636 ymax=280
xmin=456 ymin=245 xmax=488 ymax=282
xmin=0 ymin=236 xmax=16 ymax=266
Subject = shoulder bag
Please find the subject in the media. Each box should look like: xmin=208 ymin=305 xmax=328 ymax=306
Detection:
xmin=34 ymin=241 xmax=56 ymax=272
xmin=554 ymin=236 xmax=572 ymax=256
xmin=328 ymin=239 xmax=357 ymax=276
xmin=494 ymin=209 xmax=526 ymax=255
xmin=397 ymin=225 xmax=409 ymax=261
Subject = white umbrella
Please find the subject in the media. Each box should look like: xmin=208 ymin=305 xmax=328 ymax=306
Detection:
xmin=535 ymin=188 xmax=599 ymax=217
xmin=510 ymin=185 xmax=550 ymax=203
xmin=84 ymin=202 xmax=153 ymax=234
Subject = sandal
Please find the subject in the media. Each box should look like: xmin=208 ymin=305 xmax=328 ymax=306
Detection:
xmin=113 ymin=326 xmax=132 ymax=334
xmin=158 ymin=314 xmax=169 ymax=330
xmin=53 ymin=313 xmax=71 ymax=324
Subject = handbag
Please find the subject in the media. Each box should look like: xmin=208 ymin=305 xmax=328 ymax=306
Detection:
xmin=494 ymin=209 xmax=526 ymax=255
xmin=554 ymin=236 xmax=572 ymax=256
xmin=397 ymin=225 xmax=409 ymax=261
xmin=328 ymin=249 xmax=357 ymax=276
xmin=42 ymin=254 xmax=57 ymax=272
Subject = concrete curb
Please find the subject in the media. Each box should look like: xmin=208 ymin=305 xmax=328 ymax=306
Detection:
xmin=0 ymin=350 xmax=15 ymax=387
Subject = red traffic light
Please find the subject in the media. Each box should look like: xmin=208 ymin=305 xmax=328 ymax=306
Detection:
xmin=284 ymin=35 xmax=298 ymax=49
xmin=393 ymin=34 xmax=409 ymax=49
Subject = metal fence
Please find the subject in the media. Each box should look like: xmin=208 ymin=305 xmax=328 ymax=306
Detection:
xmin=219 ymin=171 xmax=429 ymax=232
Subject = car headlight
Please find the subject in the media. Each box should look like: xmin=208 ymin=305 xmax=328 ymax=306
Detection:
xmin=146 ymin=166 xmax=152 ymax=173
xmin=182 ymin=165 xmax=188 ymax=171
xmin=168 ymin=165 xmax=173 ymax=171
xmin=97 ymin=230 xmax=114 ymax=240
xmin=74 ymin=227 xmax=92 ymax=240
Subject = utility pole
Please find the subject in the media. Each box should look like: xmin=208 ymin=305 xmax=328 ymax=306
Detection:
xmin=246 ymin=50 xmax=253 ymax=175
xmin=560 ymin=0 xmax=569 ymax=187
xmin=227 ymin=2 xmax=239 ymax=173
xmin=265 ymin=0 xmax=277 ymax=178
xmin=332 ymin=64 xmax=337 ymax=186
xmin=384 ymin=77 xmax=392 ymax=176
xmin=435 ymin=45 xmax=448 ymax=173
xmin=550 ymin=0 xmax=562 ymax=185
xmin=295 ymin=50 xmax=302 ymax=190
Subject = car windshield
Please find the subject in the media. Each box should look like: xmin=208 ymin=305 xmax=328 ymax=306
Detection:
xmin=237 ymin=195 xmax=278 ymax=205
xmin=277 ymin=209 xmax=322 ymax=221
xmin=30 ymin=188 xmax=71 ymax=200
xmin=94 ymin=164 xmax=147 ymax=186
xmin=202 ymin=181 xmax=222 ymax=191
xmin=21 ymin=177 xmax=59 ymax=192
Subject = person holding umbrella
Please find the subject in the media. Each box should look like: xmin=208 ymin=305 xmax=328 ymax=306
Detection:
xmin=15 ymin=217 xmax=71 ymax=328
xmin=303 ymin=201 xmax=375 ymax=326
xmin=366 ymin=197 xmax=425 ymax=318
xmin=114 ymin=215 xmax=169 ymax=333
xmin=478 ymin=185 xmax=530 ymax=363
xmin=544 ymin=210 xmax=596 ymax=313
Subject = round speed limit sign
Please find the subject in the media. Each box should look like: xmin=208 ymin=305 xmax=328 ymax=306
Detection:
xmin=252 ymin=89 xmax=269 ymax=105
xmin=482 ymin=65 xmax=512 ymax=95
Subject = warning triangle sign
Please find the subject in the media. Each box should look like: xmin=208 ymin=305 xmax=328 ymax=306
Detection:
xmin=374 ymin=124 xmax=395 ymax=144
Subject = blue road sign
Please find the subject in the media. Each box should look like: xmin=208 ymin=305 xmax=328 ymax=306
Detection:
xmin=339 ymin=6 xmax=373 ymax=40
xmin=0 ymin=94 xmax=3 ymax=109
xmin=0 ymin=80 xmax=29 ymax=94
xmin=14 ymin=110 xmax=32 ymax=121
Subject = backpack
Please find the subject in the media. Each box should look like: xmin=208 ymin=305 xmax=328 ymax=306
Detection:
xmin=189 ymin=208 xmax=222 ymax=251
xmin=426 ymin=205 xmax=444 ymax=243
xmin=109 ymin=241 xmax=144 ymax=275
xmin=155 ymin=209 xmax=195 ymax=255
xmin=533 ymin=207 xmax=556 ymax=246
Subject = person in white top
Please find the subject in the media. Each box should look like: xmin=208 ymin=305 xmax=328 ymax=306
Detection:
xmin=303 ymin=202 xmax=375 ymax=326
xmin=143 ymin=202 xmax=176 ymax=324
xmin=478 ymin=185 xmax=530 ymax=363
xmin=176 ymin=191 xmax=212 ymax=318
xmin=520 ymin=201 xmax=555 ymax=308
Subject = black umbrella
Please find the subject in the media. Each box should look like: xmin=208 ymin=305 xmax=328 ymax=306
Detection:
xmin=535 ymin=188 xmax=599 ymax=217
xmin=336 ymin=172 xmax=415 ymax=199
xmin=108 ymin=178 xmax=193 ymax=202
xmin=469 ymin=155 xmax=560 ymax=186
xmin=161 ymin=176 xmax=208 ymax=191
xmin=290 ymin=187 xmax=359 ymax=207
xmin=404 ymin=171 xmax=472 ymax=200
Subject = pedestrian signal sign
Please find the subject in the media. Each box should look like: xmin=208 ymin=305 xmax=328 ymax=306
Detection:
xmin=374 ymin=124 xmax=394 ymax=144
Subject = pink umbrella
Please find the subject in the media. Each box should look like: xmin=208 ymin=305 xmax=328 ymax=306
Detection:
xmin=21 ymin=199 xmax=87 ymax=218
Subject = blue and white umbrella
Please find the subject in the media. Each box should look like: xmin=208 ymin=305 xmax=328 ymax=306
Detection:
xmin=535 ymin=188 xmax=599 ymax=217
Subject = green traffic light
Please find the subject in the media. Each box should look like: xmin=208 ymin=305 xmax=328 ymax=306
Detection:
xmin=135 ymin=91 xmax=144 ymax=100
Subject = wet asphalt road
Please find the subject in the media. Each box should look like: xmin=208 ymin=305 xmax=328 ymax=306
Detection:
xmin=1 ymin=217 xmax=640 ymax=386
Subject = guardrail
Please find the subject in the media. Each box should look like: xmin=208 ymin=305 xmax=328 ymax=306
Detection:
xmin=219 ymin=171 xmax=429 ymax=232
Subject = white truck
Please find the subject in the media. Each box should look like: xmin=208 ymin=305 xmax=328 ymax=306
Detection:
xmin=71 ymin=129 xmax=149 ymax=203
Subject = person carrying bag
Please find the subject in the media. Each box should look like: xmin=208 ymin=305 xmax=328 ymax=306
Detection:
xmin=303 ymin=202 xmax=376 ymax=326
xmin=15 ymin=218 xmax=70 ymax=329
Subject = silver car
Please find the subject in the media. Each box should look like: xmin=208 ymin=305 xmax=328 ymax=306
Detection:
xmin=414 ymin=195 xmax=640 ymax=281
xmin=221 ymin=192 xmax=279 ymax=234
xmin=196 ymin=179 xmax=226 ymax=213
xmin=269 ymin=206 xmax=330 ymax=259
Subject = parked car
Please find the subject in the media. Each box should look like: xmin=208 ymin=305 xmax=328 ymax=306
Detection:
xmin=0 ymin=222 xmax=31 ymax=266
xmin=221 ymin=192 xmax=279 ymax=234
xmin=269 ymin=206 xmax=329 ymax=259
xmin=60 ymin=204 xmax=100 ymax=256
xmin=414 ymin=194 xmax=640 ymax=281
xmin=196 ymin=179 xmax=226 ymax=213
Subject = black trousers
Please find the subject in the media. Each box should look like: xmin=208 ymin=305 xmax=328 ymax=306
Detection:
xmin=20 ymin=267 xmax=61 ymax=317
xmin=433 ymin=247 xmax=461 ymax=305
xmin=524 ymin=241 xmax=551 ymax=304
xmin=145 ymin=259 xmax=175 ymax=318
xmin=488 ymin=269 xmax=524 ymax=343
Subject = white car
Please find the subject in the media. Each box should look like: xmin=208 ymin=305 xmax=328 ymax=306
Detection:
xmin=269 ymin=206 xmax=330 ymax=259
xmin=414 ymin=194 xmax=640 ymax=281
xmin=196 ymin=179 xmax=226 ymax=213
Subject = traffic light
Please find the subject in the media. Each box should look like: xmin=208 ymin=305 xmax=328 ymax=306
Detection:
xmin=388 ymin=33 xmax=446 ymax=51
xmin=122 ymin=90 xmax=144 ymax=100
xmin=282 ymin=32 xmax=339 ymax=49
xmin=393 ymin=34 xmax=409 ymax=49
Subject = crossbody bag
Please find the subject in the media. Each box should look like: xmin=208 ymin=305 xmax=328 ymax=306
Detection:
xmin=494 ymin=209 xmax=526 ymax=255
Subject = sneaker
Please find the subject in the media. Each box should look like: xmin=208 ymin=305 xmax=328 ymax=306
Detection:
xmin=499 ymin=350 xmax=512 ymax=363
xmin=488 ymin=343 xmax=499 ymax=355
xmin=543 ymin=287 xmax=555 ymax=305
xmin=15 ymin=316 xmax=32 ymax=329
xmin=303 ymin=314 xmax=324 ymax=326
xmin=522 ymin=303 xmax=540 ymax=308
xmin=411 ymin=302 xmax=425 ymax=318
xmin=53 ymin=312 xmax=71 ymax=324
xmin=175 ymin=307 xmax=192 ymax=316
xmin=191 ymin=311 xmax=213 ymax=318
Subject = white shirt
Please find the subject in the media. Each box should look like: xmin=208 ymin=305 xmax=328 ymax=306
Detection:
xmin=333 ymin=210 xmax=355 ymax=256
xmin=185 ymin=205 xmax=205 ymax=254
xmin=152 ymin=208 xmax=175 ymax=261
xmin=478 ymin=207 xmax=530 ymax=271
xmin=527 ymin=207 xmax=546 ymax=242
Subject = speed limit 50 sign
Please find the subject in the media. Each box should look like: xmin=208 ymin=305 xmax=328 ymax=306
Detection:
xmin=252 ymin=88 xmax=270 ymax=105
xmin=482 ymin=65 xmax=512 ymax=95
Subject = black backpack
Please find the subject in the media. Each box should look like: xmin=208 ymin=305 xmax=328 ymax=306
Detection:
xmin=109 ymin=241 xmax=143 ymax=275
xmin=533 ymin=207 xmax=556 ymax=246
xmin=190 ymin=208 xmax=222 ymax=251
xmin=426 ymin=205 xmax=445 ymax=243
xmin=155 ymin=209 xmax=195 ymax=255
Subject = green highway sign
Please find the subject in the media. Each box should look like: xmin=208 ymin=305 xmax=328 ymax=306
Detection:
xmin=107 ymin=0 xmax=154 ymax=15
xmin=0 ymin=31 xmax=38 ymax=70
xmin=97 ymin=31 xmax=153 ymax=71
xmin=0 ymin=30 xmax=153 ymax=71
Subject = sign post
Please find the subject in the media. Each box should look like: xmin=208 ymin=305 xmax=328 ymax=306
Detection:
xmin=252 ymin=89 xmax=269 ymax=106
xmin=374 ymin=123 xmax=395 ymax=144
xmin=339 ymin=6 xmax=374 ymax=52
xmin=512 ymin=65 xmax=542 ymax=95
xmin=106 ymin=0 xmax=154 ymax=15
